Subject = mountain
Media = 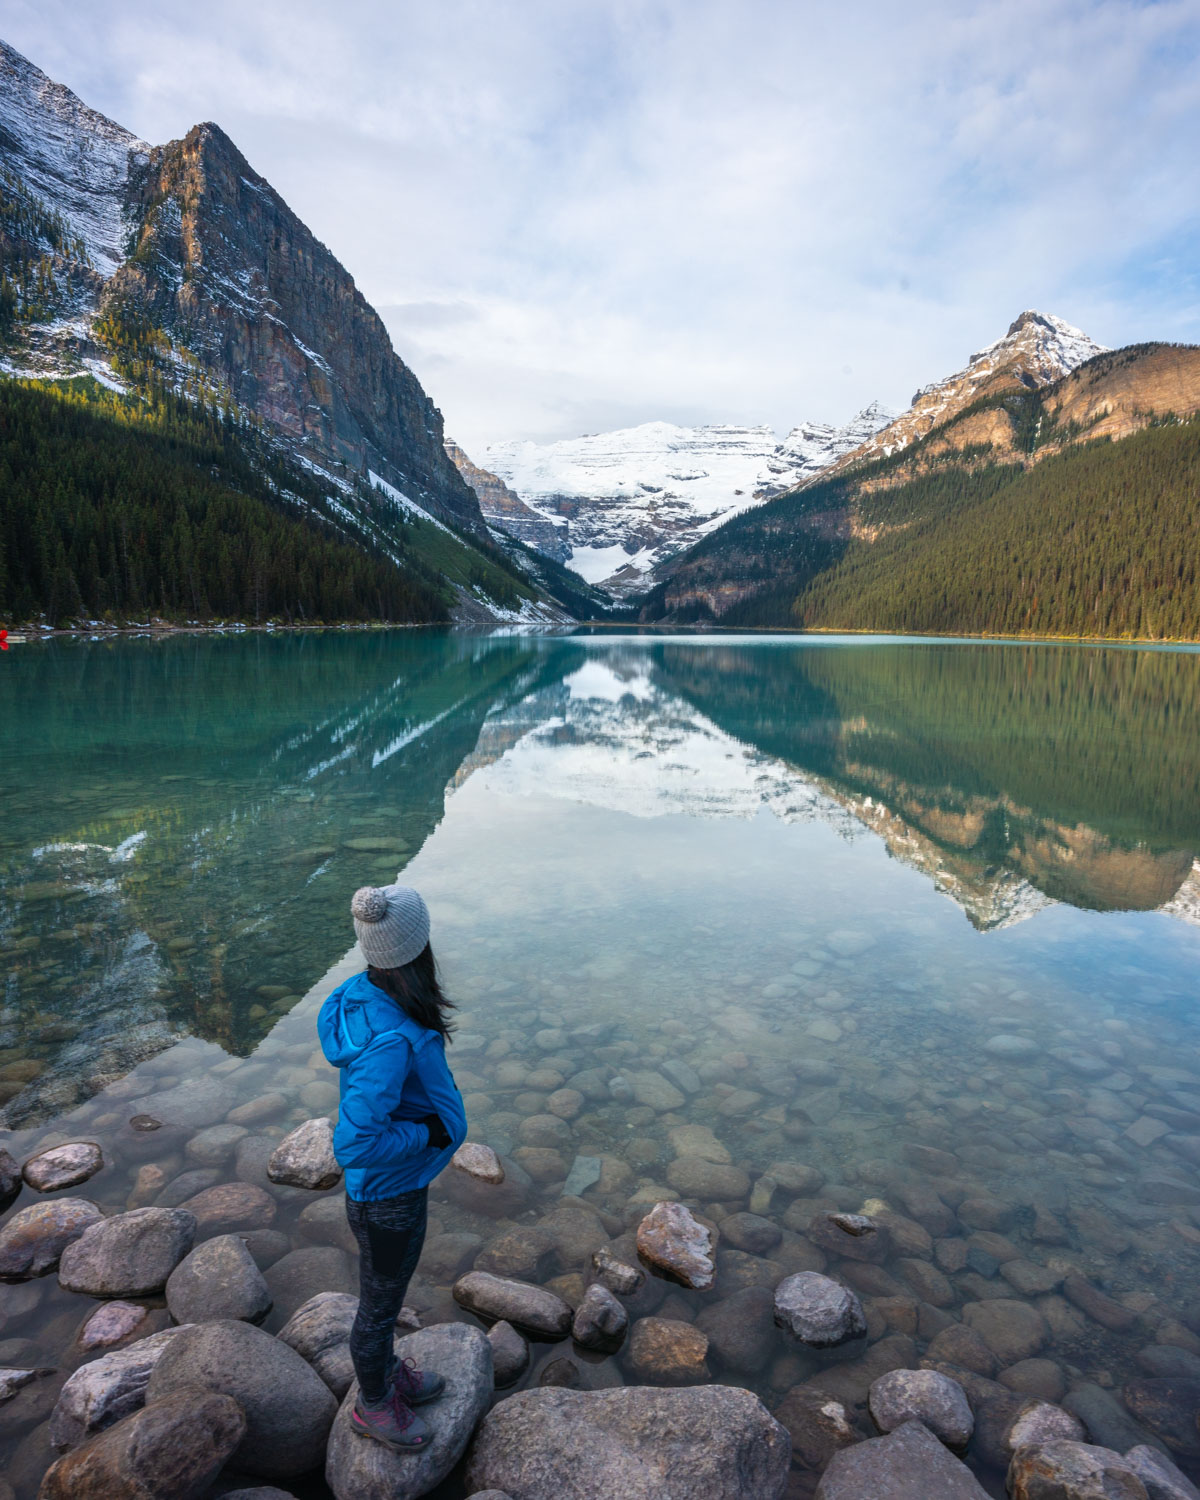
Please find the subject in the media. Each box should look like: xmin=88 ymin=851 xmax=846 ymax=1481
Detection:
xmin=444 ymin=438 xmax=570 ymax=561
xmin=0 ymin=38 xmax=567 ymax=624
xmin=837 ymin=311 xmax=1107 ymax=472
xmin=644 ymin=313 xmax=1200 ymax=636
xmin=475 ymin=405 xmax=894 ymax=592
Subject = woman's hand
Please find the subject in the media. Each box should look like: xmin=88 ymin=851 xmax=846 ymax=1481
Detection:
xmin=420 ymin=1113 xmax=452 ymax=1150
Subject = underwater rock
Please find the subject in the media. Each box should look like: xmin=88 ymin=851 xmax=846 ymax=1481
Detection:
xmin=22 ymin=1142 xmax=104 ymax=1193
xmin=0 ymin=1198 xmax=104 ymax=1279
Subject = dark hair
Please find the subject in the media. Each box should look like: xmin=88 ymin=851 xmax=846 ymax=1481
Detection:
xmin=368 ymin=943 xmax=455 ymax=1040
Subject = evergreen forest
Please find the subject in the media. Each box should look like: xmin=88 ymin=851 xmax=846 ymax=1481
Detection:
xmin=0 ymin=377 xmax=455 ymax=626
xmin=791 ymin=420 xmax=1200 ymax=640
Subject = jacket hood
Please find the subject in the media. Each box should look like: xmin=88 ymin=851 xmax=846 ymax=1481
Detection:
xmin=318 ymin=970 xmax=421 ymax=1069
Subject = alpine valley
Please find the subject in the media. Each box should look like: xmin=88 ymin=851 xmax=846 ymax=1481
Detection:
xmin=2 ymin=36 xmax=1199 ymax=639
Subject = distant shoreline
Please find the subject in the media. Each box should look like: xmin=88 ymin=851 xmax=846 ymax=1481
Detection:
xmin=572 ymin=620 xmax=1200 ymax=647
xmin=5 ymin=619 xmax=1200 ymax=648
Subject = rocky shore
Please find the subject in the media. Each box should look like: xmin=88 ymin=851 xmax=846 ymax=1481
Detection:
xmin=2 ymin=1090 xmax=1200 ymax=1498
xmin=4 ymin=940 xmax=1200 ymax=1499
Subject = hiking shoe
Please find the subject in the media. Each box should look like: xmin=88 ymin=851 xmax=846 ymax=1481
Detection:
xmin=392 ymin=1354 xmax=446 ymax=1406
xmin=351 ymin=1390 xmax=431 ymax=1451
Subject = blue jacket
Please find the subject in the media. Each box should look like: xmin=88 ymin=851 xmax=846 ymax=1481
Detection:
xmin=317 ymin=970 xmax=468 ymax=1202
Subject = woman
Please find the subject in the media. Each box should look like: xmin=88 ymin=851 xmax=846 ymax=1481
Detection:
xmin=318 ymin=881 xmax=467 ymax=1451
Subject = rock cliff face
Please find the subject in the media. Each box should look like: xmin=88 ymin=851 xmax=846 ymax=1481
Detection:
xmin=0 ymin=40 xmax=485 ymax=536
xmin=445 ymin=439 xmax=570 ymax=559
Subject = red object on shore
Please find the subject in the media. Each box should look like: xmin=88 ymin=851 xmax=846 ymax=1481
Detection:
xmin=0 ymin=629 xmax=7 ymax=650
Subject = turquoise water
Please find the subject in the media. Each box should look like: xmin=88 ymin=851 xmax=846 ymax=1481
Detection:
xmin=1 ymin=632 xmax=1199 ymax=1494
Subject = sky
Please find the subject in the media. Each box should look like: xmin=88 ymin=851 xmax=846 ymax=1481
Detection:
xmin=5 ymin=0 xmax=1200 ymax=450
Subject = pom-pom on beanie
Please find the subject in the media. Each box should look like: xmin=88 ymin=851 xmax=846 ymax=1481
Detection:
xmin=351 ymin=881 xmax=430 ymax=970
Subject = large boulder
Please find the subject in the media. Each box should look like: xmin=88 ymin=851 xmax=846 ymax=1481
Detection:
xmin=263 ymin=1246 xmax=354 ymax=1325
xmin=165 ymin=1234 xmax=272 ymax=1324
xmin=49 ymin=1326 xmax=192 ymax=1449
xmin=22 ymin=1142 xmax=104 ymax=1192
xmin=267 ymin=1120 xmax=341 ymax=1191
xmin=816 ymin=1418 xmax=990 ymax=1498
xmin=325 ymin=1322 xmax=492 ymax=1500
xmin=774 ymin=1272 xmax=866 ymax=1348
xmin=1007 ymin=1440 xmax=1150 ymax=1499
xmin=145 ymin=1318 xmax=336 ymax=1479
xmin=453 ymin=1271 xmax=573 ymax=1339
xmin=59 ymin=1208 xmax=196 ymax=1296
xmin=277 ymin=1291 xmax=359 ymax=1398
xmin=38 ymin=1386 xmax=246 ymax=1500
xmin=0 ymin=1197 xmax=104 ymax=1279
xmin=465 ymin=1383 xmax=791 ymax=1500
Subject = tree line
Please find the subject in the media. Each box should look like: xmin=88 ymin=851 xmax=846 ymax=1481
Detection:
xmin=0 ymin=377 xmax=450 ymax=626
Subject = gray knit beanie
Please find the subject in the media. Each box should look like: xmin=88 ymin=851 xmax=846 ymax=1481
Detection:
xmin=351 ymin=881 xmax=430 ymax=970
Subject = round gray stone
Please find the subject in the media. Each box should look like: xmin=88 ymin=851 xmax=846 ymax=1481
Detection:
xmin=868 ymin=1368 xmax=974 ymax=1449
xmin=59 ymin=1208 xmax=196 ymax=1296
xmin=773 ymin=1272 xmax=866 ymax=1348
xmin=145 ymin=1317 xmax=337 ymax=1479
xmin=326 ymin=1322 xmax=493 ymax=1500
xmin=166 ymin=1233 xmax=272 ymax=1324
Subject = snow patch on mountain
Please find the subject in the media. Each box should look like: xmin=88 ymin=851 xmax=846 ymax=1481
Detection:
xmin=0 ymin=39 xmax=148 ymax=275
xmin=479 ymin=404 xmax=894 ymax=591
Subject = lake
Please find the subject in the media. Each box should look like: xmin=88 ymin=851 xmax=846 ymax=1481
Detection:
xmin=2 ymin=630 xmax=1200 ymax=1495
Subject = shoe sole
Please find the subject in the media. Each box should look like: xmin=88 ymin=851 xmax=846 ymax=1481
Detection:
xmin=350 ymin=1414 xmax=430 ymax=1451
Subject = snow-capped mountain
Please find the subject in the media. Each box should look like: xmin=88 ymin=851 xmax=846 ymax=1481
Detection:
xmin=474 ymin=404 xmax=894 ymax=590
xmin=830 ymin=310 xmax=1108 ymax=472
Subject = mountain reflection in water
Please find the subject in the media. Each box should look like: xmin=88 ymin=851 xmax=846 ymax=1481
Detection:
xmin=1 ymin=632 xmax=1197 ymax=1128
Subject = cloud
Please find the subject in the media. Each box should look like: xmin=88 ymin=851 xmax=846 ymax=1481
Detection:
xmin=5 ymin=0 xmax=1200 ymax=448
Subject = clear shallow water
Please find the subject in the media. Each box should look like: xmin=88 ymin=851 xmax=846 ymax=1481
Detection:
xmin=2 ymin=631 xmax=1200 ymax=1496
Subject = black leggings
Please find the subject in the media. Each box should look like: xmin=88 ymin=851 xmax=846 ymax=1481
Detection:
xmin=346 ymin=1187 xmax=428 ymax=1402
